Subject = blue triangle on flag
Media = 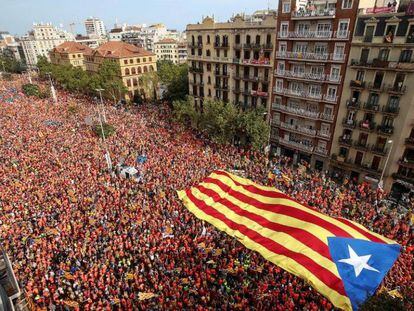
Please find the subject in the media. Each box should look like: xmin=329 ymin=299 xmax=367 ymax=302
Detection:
xmin=327 ymin=237 xmax=401 ymax=310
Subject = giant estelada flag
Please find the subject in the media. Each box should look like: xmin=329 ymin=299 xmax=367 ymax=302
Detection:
xmin=177 ymin=171 xmax=401 ymax=310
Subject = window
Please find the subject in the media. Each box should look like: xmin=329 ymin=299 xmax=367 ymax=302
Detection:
xmin=280 ymin=22 xmax=289 ymax=37
xmin=342 ymin=0 xmax=353 ymax=9
xmin=279 ymin=42 xmax=287 ymax=52
xmin=277 ymin=61 xmax=285 ymax=74
xmin=399 ymin=49 xmax=412 ymax=62
xmin=124 ymin=60 xmax=128 ymax=65
xmin=131 ymin=68 xmax=136 ymax=74
xmin=282 ymin=1 xmax=291 ymax=13
xmin=246 ymin=35 xmax=251 ymax=44
xmin=129 ymin=59 xmax=133 ymax=64
xmin=314 ymin=43 xmax=327 ymax=55
xmin=338 ymin=20 xmax=349 ymax=38
xmin=206 ymin=50 xmax=211 ymax=57
xmin=126 ymin=79 xmax=131 ymax=87
xmin=207 ymin=35 xmax=210 ymax=44
xmin=125 ymin=68 xmax=130 ymax=75
xmin=330 ymin=66 xmax=340 ymax=81
xmin=235 ymin=34 xmax=240 ymax=44
xmin=275 ymin=79 xmax=284 ymax=92
xmin=378 ymin=48 xmax=390 ymax=61
xmin=356 ymin=70 xmax=365 ymax=81
xmin=294 ymin=43 xmax=308 ymax=53
xmin=327 ymin=86 xmax=337 ymax=100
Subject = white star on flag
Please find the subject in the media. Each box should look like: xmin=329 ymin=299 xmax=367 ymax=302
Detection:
xmin=338 ymin=245 xmax=380 ymax=277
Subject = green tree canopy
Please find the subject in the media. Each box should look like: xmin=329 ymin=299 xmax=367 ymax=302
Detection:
xmin=0 ymin=55 xmax=26 ymax=73
xmin=157 ymin=60 xmax=188 ymax=102
xmin=172 ymin=97 xmax=269 ymax=149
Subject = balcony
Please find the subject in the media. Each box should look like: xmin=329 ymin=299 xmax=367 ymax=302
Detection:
xmin=243 ymin=43 xmax=262 ymax=50
xmin=314 ymin=146 xmax=328 ymax=156
xmin=371 ymin=145 xmax=388 ymax=155
xmin=273 ymin=87 xmax=323 ymax=101
xmin=189 ymin=66 xmax=203 ymax=73
xmin=251 ymin=90 xmax=269 ymax=97
xmin=278 ymin=138 xmax=314 ymax=153
xmin=382 ymin=105 xmax=400 ymax=115
xmin=393 ymin=172 xmax=414 ymax=184
xmin=350 ymin=58 xmax=414 ymax=72
xmin=291 ymin=9 xmax=336 ymax=19
xmin=320 ymin=113 xmax=334 ymax=122
xmin=387 ymin=84 xmax=406 ymax=94
xmin=377 ymin=124 xmax=394 ymax=135
xmin=279 ymin=121 xmax=317 ymax=137
xmin=338 ymin=137 xmax=353 ymax=146
xmin=398 ymin=158 xmax=414 ymax=169
xmin=235 ymin=58 xmax=271 ymax=66
xmin=354 ymin=141 xmax=370 ymax=151
xmin=362 ymin=102 xmax=380 ymax=112
xmin=346 ymin=100 xmax=361 ymax=110
xmin=405 ymin=137 xmax=414 ymax=146
xmin=278 ymin=30 xmax=333 ymax=39
xmin=275 ymin=70 xmax=340 ymax=83
xmin=214 ymin=42 xmax=229 ymax=49
xmin=189 ymin=42 xmax=203 ymax=48
xmin=359 ymin=120 xmax=376 ymax=132
xmin=330 ymin=53 xmax=346 ymax=62
xmin=367 ymin=82 xmax=384 ymax=92
xmin=342 ymin=118 xmax=357 ymax=129
xmin=350 ymin=80 xmax=365 ymax=89
xmin=276 ymin=51 xmax=329 ymax=61
xmin=317 ymin=131 xmax=331 ymax=139
xmin=272 ymin=103 xmax=320 ymax=119
xmin=263 ymin=43 xmax=273 ymax=50
xmin=215 ymin=71 xmax=230 ymax=77
xmin=323 ymin=94 xmax=338 ymax=103
xmin=233 ymin=87 xmax=241 ymax=94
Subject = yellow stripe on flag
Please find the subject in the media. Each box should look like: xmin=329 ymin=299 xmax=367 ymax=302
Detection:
xmin=177 ymin=189 xmax=352 ymax=310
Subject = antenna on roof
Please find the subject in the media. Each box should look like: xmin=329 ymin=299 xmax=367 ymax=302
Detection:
xmin=268 ymin=0 xmax=270 ymax=11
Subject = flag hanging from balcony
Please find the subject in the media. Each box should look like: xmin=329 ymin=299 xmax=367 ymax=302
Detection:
xmin=177 ymin=171 xmax=401 ymax=311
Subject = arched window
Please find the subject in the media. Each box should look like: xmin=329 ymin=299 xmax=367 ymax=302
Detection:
xmin=143 ymin=66 xmax=148 ymax=73
xmin=138 ymin=67 xmax=142 ymax=74
xmin=256 ymin=35 xmax=261 ymax=44
xmin=207 ymin=35 xmax=211 ymax=44
xmin=215 ymin=35 xmax=220 ymax=46
xmin=206 ymin=50 xmax=211 ymax=57
xmin=131 ymin=67 xmax=136 ymax=74
xmin=246 ymin=35 xmax=251 ymax=44
xmin=133 ymin=78 xmax=138 ymax=86
xmin=149 ymin=65 xmax=154 ymax=71
xmin=266 ymin=34 xmax=271 ymax=44
xmin=192 ymin=35 xmax=195 ymax=44
xmin=197 ymin=35 xmax=202 ymax=44
xmin=125 ymin=68 xmax=130 ymax=75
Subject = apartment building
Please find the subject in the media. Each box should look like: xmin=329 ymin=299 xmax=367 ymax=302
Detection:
xmin=186 ymin=11 xmax=277 ymax=111
xmin=84 ymin=17 xmax=106 ymax=37
xmin=154 ymin=38 xmax=187 ymax=64
xmin=50 ymin=41 xmax=93 ymax=69
xmin=84 ymin=41 xmax=157 ymax=99
xmin=330 ymin=7 xmax=414 ymax=192
xmin=20 ymin=23 xmax=74 ymax=66
xmin=270 ymin=0 xmax=378 ymax=170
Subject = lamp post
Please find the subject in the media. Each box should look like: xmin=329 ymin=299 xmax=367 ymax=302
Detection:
xmin=95 ymin=88 xmax=113 ymax=172
xmin=1 ymin=60 xmax=5 ymax=73
xmin=45 ymin=72 xmax=57 ymax=103
xmin=95 ymin=88 xmax=107 ymax=122
xmin=378 ymin=139 xmax=394 ymax=189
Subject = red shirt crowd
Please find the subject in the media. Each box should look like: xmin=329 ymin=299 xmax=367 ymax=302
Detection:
xmin=0 ymin=77 xmax=412 ymax=310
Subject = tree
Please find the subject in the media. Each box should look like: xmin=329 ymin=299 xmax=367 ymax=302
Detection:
xmin=93 ymin=122 xmax=116 ymax=139
xmin=139 ymin=71 xmax=159 ymax=101
xmin=172 ymin=97 xmax=269 ymax=149
xmin=156 ymin=60 xmax=188 ymax=102
xmin=0 ymin=55 xmax=26 ymax=73
xmin=96 ymin=60 xmax=127 ymax=102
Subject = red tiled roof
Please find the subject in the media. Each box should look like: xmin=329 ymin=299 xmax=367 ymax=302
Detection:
xmin=93 ymin=41 xmax=155 ymax=58
xmin=155 ymin=38 xmax=177 ymax=44
xmin=52 ymin=41 xmax=93 ymax=55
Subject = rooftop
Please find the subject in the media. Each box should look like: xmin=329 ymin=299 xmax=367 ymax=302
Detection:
xmin=155 ymin=38 xmax=177 ymax=44
xmin=94 ymin=41 xmax=155 ymax=58
xmin=52 ymin=41 xmax=93 ymax=54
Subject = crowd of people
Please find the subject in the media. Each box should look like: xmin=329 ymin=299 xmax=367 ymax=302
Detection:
xmin=0 ymin=76 xmax=412 ymax=310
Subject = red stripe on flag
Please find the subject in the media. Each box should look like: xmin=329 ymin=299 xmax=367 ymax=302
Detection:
xmin=203 ymin=176 xmax=353 ymax=239
xmin=212 ymin=171 xmax=387 ymax=243
xmin=197 ymin=184 xmax=331 ymax=260
xmin=185 ymin=189 xmax=347 ymax=296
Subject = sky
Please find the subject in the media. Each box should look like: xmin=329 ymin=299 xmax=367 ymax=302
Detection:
xmin=1 ymin=0 xmax=276 ymax=36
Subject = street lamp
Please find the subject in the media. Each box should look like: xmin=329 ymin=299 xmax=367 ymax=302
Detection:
xmin=378 ymin=139 xmax=394 ymax=189
xmin=45 ymin=72 xmax=57 ymax=103
xmin=95 ymin=88 xmax=107 ymax=123
xmin=95 ymin=88 xmax=112 ymax=172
